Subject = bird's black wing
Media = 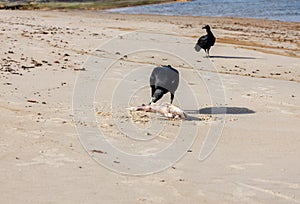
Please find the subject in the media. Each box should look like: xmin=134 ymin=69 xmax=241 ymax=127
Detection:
xmin=150 ymin=67 xmax=158 ymax=86
xmin=197 ymin=35 xmax=208 ymax=47
xmin=209 ymin=36 xmax=216 ymax=47
xmin=195 ymin=35 xmax=208 ymax=52
xmin=150 ymin=66 xmax=179 ymax=94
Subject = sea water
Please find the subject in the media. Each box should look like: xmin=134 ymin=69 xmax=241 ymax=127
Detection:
xmin=107 ymin=0 xmax=300 ymax=22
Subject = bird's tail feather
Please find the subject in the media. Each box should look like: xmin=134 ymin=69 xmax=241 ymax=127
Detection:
xmin=194 ymin=44 xmax=201 ymax=52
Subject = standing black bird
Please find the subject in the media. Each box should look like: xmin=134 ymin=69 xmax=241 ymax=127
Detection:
xmin=194 ymin=25 xmax=216 ymax=57
xmin=149 ymin=65 xmax=179 ymax=105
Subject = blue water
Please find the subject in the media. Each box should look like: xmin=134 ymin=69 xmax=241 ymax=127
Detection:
xmin=107 ymin=0 xmax=300 ymax=22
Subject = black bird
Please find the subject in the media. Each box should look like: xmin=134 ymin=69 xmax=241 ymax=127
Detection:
xmin=194 ymin=25 xmax=216 ymax=57
xmin=149 ymin=65 xmax=179 ymax=105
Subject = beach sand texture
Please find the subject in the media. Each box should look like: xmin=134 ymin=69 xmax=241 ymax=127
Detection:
xmin=0 ymin=10 xmax=299 ymax=203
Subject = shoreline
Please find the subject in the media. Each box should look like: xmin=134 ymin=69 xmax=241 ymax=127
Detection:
xmin=98 ymin=11 xmax=300 ymax=58
xmin=107 ymin=0 xmax=300 ymax=23
xmin=0 ymin=0 xmax=187 ymax=10
xmin=2 ymin=8 xmax=299 ymax=58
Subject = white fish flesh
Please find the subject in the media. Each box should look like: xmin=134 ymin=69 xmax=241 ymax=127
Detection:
xmin=129 ymin=102 xmax=186 ymax=119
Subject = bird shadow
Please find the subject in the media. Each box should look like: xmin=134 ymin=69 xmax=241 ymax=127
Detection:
xmin=209 ymin=55 xmax=257 ymax=59
xmin=185 ymin=107 xmax=255 ymax=115
xmin=185 ymin=114 xmax=202 ymax=121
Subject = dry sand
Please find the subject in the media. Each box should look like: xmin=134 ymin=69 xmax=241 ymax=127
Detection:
xmin=0 ymin=10 xmax=299 ymax=203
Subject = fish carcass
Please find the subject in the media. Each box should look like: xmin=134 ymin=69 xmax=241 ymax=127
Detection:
xmin=129 ymin=102 xmax=186 ymax=119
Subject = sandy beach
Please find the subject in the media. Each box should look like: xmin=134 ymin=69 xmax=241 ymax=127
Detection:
xmin=0 ymin=10 xmax=299 ymax=203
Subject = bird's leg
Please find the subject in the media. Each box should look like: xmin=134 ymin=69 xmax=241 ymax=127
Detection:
xmin=150 ymin=85 xmax=155 ymax=97
xmin=170 ymin=93 xmax=174 ymax=104
xmin=149 ymin=85 xmax=155 ymax=104
xmin=204 ymin=49 xmax=208 ymax=58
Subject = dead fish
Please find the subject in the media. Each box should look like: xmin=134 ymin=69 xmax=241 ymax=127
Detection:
xmin=129 ymin=102 xmax=186 ymax=119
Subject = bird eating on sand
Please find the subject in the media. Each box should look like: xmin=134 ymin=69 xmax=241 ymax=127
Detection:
xmin=149 ymin=65 xmax=179 ymax=105
xmin=129 ymin=65 xmax=185 ymax=119
xmin=194 ymin=25 xmax=216 ymax=57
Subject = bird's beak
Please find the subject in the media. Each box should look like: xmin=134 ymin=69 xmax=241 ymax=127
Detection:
xmin=202 ymin=26 xmax=206 ymax=29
